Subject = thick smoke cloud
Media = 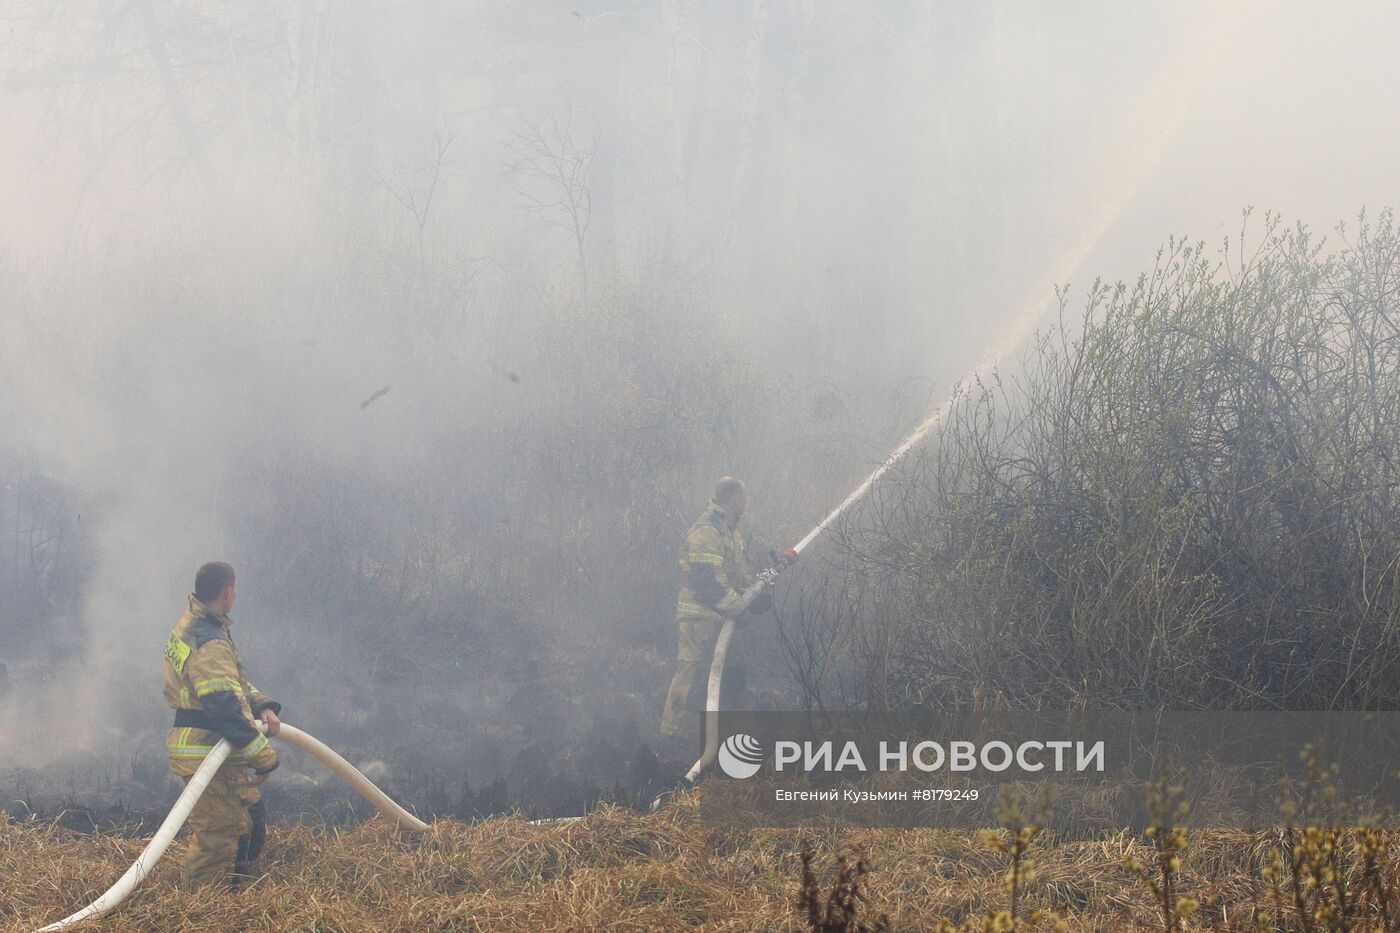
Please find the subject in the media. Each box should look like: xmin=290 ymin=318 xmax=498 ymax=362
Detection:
xmin=1 ymin=1 xmax=1398 ymax=785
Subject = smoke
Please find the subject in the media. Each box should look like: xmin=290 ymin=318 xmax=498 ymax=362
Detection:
xmin=2 ymin=1 xmax=1399 ymax=777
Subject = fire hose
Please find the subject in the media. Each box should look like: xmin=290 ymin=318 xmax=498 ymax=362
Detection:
xmin=678 ymin=565 xmax=786 ymax=789
xmin=34 ymin=721 xmax=426 ymax=932
xmin=39 ymin=269 xmax=1068 ymax=905
xmin=662 ymin=316 xmax=1046 ymax=800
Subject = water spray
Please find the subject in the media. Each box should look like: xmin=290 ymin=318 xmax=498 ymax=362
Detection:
xmin=661 ymin=335 xmax=1022 ymax=800
xmin=658 ymin=254 xmax=1139 ymax=799
xmin=29 ymin=12 xmax=1244 ymax=901
xmin=656 ymin=242 xmax=1087 ymax=806
xmin=34 ymin=722 xmax=426 ymax=932
xmin=658 ymin=0 xmax=1251 ymax=797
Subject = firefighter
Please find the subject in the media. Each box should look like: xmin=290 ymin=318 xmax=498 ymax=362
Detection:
xmin=659 ymin=477 xmax=772 ymax=749
xmin=162 ymin=561 xmax=281 ymax=888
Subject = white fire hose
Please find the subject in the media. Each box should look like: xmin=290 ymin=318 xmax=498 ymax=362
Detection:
xmin=35 ymin=721 xmax=426 ymax=932
xmin=646 ymin=574 xmax=769 ymax=809
xmin=666 ymin=319 xmax=1028 ymax=794
xmin=682 ymin=616 xmax=737 ymax=786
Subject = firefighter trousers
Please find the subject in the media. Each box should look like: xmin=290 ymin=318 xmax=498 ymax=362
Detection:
xmin=184 ymin=765 xmax=262 ymax=889
xmin=660 ymin=616 xmax=748 ymax=740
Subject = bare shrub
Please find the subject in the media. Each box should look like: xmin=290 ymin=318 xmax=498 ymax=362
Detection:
xmin=790 ymin=210 xmax=1400 ymax=712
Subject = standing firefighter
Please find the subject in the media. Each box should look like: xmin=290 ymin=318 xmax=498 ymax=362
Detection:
xmin=162 ymin=561 xmax=281 ymax=888
xmin=660 ymin=477 xmax=772 ymax=748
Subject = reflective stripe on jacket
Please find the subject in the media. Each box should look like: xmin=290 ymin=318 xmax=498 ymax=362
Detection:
xmin=676 ymin=501 xmax=753 ymax=623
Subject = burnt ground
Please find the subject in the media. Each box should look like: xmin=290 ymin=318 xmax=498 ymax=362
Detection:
xmin=2 ymin=733 xmax=686 ymax=838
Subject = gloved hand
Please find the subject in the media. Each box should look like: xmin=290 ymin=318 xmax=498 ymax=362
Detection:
xmin=748 ymin=590 xmax=773 ymax=615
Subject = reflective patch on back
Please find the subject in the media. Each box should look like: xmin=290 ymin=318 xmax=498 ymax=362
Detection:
xmin=164 ymin=631 xmax=192 ymax=675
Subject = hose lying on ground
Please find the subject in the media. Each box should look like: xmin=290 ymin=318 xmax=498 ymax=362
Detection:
xmin=35 ymin=721 xmax=426 ymax=932
xmin=275 ymin=723 xmax=427 ymax=832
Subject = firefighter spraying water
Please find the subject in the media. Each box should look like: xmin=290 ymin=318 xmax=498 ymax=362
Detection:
xmin=653 ymin=285 xmax=1060 ymax=803
xmin=34 ymin=270 xmax=1062 ymax=924
xmin=659 ymin=478 xmax=770 ymax=751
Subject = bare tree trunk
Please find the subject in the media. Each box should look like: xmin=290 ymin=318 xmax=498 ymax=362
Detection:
xmin=725 ymin=0 xmax=768 ymax=242
xmin=132 ymin=0 xmax=213 ymax=191
xmin=672 ymin=0 xmax=713 ymax=264
xmin=767 ymin=0 xmax=815 ymax=317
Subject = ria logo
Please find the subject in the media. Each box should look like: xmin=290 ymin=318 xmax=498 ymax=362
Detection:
xmin=718 ymin=733 xmax=765 ymax=779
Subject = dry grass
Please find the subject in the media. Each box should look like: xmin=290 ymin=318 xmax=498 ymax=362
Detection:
xmin=9 ymin=788 xmax=1395 ymax=931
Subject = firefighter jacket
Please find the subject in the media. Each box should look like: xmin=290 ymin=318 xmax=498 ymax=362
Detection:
xmin=163 ymin=594 xmax=279 ymax=776
xmin=676 ymin=501 xmax=754 ymax=624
